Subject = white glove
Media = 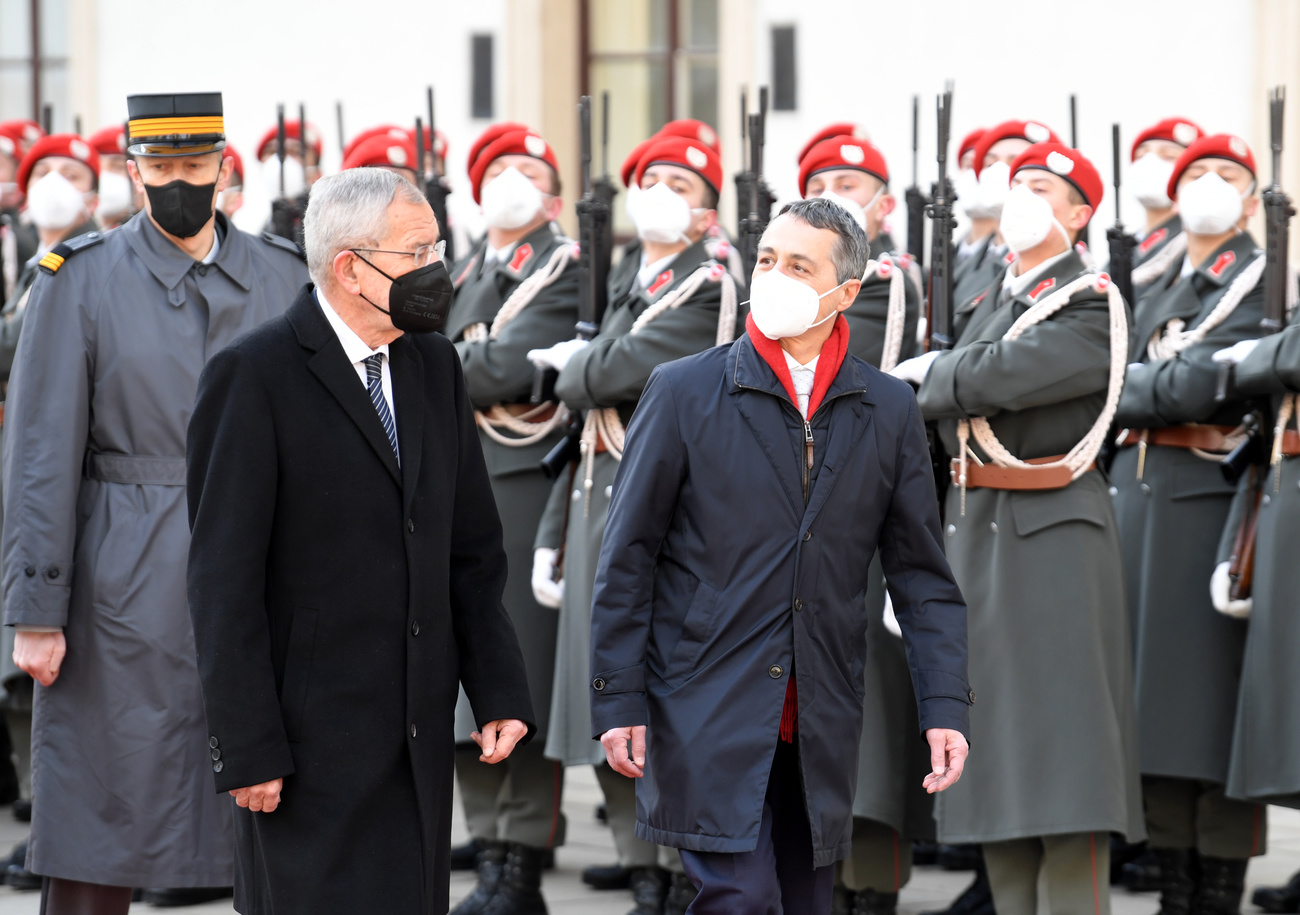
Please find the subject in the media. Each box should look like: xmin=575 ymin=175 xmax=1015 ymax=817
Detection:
xmin=890 ymin=350 xmax=941 ymax=386
xmin=1212 ymin=339 xmax=1260 ymax=366
xmin=527 ymin=338 xmax=590 ymax=373
xmin=1210 ymin=561 xmax=1252 ymax=619
xmin=531 ymin=548 xmax=563 ymax=609
xmin=882 ymin=589 xmax=902 ymax=638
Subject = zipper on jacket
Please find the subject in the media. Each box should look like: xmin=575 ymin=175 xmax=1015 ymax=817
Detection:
xmin=802 ymin=420 xmax=814 ymax=502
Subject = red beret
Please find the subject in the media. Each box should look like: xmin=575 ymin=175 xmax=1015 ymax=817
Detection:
xmin=798 ymin=137 xmax=889 ymax=197
xmin=466 ymin=122 xmax=532 ymax=177
xmin=1130 ymin=117 xmax=1204 ymax=161
xmin=343 ymin=126 xmax=407 ymax=163
xmin=87 ymin=125 xmax=127 ymax=156
xmin=468 ymin=130 xmax=559 ymax=203
xmin=0 ymin=120 xmax=45 ymax=157
xmin=0 ymin=125 xmax=24 ymax=160
xmin=1009 ymin=142 xmax=1103 ymax=210
xmin=620 ymin=120 xmax=723 ymax=188
xmin=255 ymin=120 xmax=323 ymax=162
xmin=620 ymin=137 xmax=656 ymax=188
xmin=972 ymin=120 xmax=1060 ymax=176
xmin=797 ymin=122 xmax=869 ymax=165
xmin=17 ymin=134 xmax=100 ymax=194
xmin=958 ymin=129 xmax=986 ymax=163
xmin=1166 ymin=134 xmax=1257 ymax=202
xmin=223 ymin=144 xmax=245 ymax=184
xmin=632 ymin=135 xmax=724 ymax=197
xmin=341 ymin=134 xmax=418 ymax=174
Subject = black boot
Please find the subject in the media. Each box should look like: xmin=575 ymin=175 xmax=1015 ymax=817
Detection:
xmin=140 ymin=887 xmax=234 ymax=906
xmin=451 ymin=841 xmax=508 ymax=915
xmin=938 ymin=844 xmax=982 ymax=871
xmin=1253 ymin=870 xmax=1300 ymax=914
xmin=1152 ymin=847 xmax=1198 ymax=915
xmin=853 ymin=889 xmax=899 ymax=915
xmin=626 ymin=867 xmax=668 ymax=915
xmin=1122 ymin=849 xmax=1164 ymax=893
xmin=481 ymin=844 xmax=548 ymax=915
xmin=920 ymin=860 xmax=994 ymax=915
xmin=663 ymin=872 xmax=697 ymax=915
xmin=451 ymin=838 xmax=486 ymax=871
xmin=582 ymin=863 xmax=633 ymax=890
xmin=1112 ymin=837 xmax=1151 ymax=886
xmin=913 ymin=841 xmax=940 ymax=866
xmin=1193 ymin=856 xmax=1248 ymax=915
xmin=3 ymin=841 xmax=39 ymax=891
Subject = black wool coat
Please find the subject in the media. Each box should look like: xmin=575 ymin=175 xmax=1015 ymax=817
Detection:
xmin=186 ymin=287 xmax=536 ymax=915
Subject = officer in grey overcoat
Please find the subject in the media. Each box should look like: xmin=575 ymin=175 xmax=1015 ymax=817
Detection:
xmin=443 ymin=126 xmax=580 ymax=914
xmin=1111 ymin=134 xmax=1269 ymax=915
xmin=1 ymin=93 xmax=307 ymax=906
xmin=530 ymin=135 xmax=738 ymax=912
xmin=897 ymin=143 xmax=1144 ymax=915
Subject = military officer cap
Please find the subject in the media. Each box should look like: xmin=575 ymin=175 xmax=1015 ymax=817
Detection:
xmin=620 ymin=119 xmax=722 ymax=188
xmin=126 ymin=92 xmax=226 ymax=156
xmin=1165 ymin=134 xmax=1257 ymax=201
xmin=466 ymin=122 xmax=533 ymax=178
xmin=632 ymin=135 xmax=723 ymax=196
xmin=798 ymin=136 xmax=890 ymax=197
xmin=1009 ymin=143 xmax=1104 ymax=209
xmin=468 ymin=129 xmax=559 ymax=203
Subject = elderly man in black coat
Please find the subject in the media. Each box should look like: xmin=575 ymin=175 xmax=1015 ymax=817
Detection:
xmin=590 ymin=197 xmax=973 ymax=913
xmin=186 ymin=167 xmax=536 ymax=915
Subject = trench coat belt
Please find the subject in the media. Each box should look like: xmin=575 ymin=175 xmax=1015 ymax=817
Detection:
xmin=949 ymin=454 xmax=1093 ymax=491
xmin=0 ymin=402 xmax=5 ymax=427
xmin=1119 ymin=424 xmax=1239 ymax=452
xmin=84 ymin=452 xmax=188 ymax=486
xmin=1280 ymin=429 xmax=1300 ymax=457
xmin=500 ymin=402 xmax=558 ymax=421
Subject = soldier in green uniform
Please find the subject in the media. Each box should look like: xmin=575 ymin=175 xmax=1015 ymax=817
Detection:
xmin=530 ymin=135 xmax=739 ymax=915
xmin=894 ymin=142 xmax=1144 ymax=915
xmin=443 ymin=126 xmax=578 ymax=915
xmin=1126 ymin=118 xmax=1205 ymax=302
xmin=1111 ymin=134 xmax=1269 ymax=915
xmin=796 ymin=129 xmax=926 ymax=915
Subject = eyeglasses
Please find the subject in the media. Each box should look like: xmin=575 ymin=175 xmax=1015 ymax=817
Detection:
xmin=352 ymin=240 xmax=446 ymax=269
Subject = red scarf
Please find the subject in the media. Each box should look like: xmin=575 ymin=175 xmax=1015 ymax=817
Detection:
xmin=744 ymin=312 xmax=851 ymax=742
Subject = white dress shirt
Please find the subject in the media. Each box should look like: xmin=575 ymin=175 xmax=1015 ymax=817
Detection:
xmin=317 ymin=289 xmax=397 ymax=442
xmin=783 ymin=350 xmax=820 ymax=420
xmin=1002 ymin=247 xmax=1072 ymax=298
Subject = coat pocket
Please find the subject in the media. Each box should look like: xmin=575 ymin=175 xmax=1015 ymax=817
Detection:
xmin=279 ymin=607 xmax=319 ymax=740
xmin=1009 ymin=485 xmax=1110 ymax=537
xmin=663 ymin=579 xmax=720 ymax=685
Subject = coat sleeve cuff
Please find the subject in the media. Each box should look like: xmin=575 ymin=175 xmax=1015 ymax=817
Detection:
xmin=590 ymin=692 xmax=648 ymax=739
xmin=211 ymin=740 xmax=297 ymax=795
xmin=918 ymin=696 xmax=972 ymax=742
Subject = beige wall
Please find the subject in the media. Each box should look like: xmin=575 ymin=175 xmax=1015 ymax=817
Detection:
xmin=1251 ymin=0 xmax=1300 ymax=262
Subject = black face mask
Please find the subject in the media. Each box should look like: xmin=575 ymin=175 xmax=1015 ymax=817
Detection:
xmin=352 ymin=254 xmax=455 ymax=335
xmin=143 ymin=178 xmax=217 ymax=239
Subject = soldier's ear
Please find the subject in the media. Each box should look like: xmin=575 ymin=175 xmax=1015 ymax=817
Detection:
xmin=1068 ymin=203 xmax=1094 ymax=232
xmin=877 ymin=194 xmax=896 ymax=217
xmin=542 ymin=193 xmax=564 ymax=222
xmin=1241 ymin=193 xmax=1261 ymax=222
xmin=217 ymin=156 xmax=234 ymax=194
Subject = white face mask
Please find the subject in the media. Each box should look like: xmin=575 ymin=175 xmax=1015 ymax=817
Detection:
xmin=976 ymin=161 xmax=1012 ymax=218
xmin=748 ymin=267 xmax=848 ymax=339
xmin=480 ymin=165 xmax=545 ymax=230
xmin=262 ymin=155 xmax=306 ymax=201
xmin=632 ymin=181 xmax=694 ymax=244
xmin=95 ymin=170 xmax=134 ymax=219
xmin=1130 ymin=152 xmax=1176 ymax=210
xmin=25 ymin=171 xmax=90 ymax=231
xmin=1177 ymin=171 xmax=1246 ymax=236
xmin=623 ymin=182 xmax=643 ymax=224
xmin=956 ymin=167 xmax=994 ymax=219
xmin=816 ymin=189 xmax=871 ymax=233
xmin=999 ymin=184 xmax=1070 ymax=255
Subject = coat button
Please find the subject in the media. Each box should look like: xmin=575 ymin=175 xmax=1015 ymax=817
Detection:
xmin=793 ymin=598 xmax=803 ymax=612
xmin=571 ymin=489 xmax=582 ymax=502
xmin=46 ymin=567 xmax=59 ymax=580
xmin=604 ymin=485 xmax=613 ymax=499
xmin=802 ymin=530 xmax=812 ymax=542
xmin=592 ymin=678 xmax=606 ymax=691
xmin=1140 ymin=483 xmax=1152 ymax=495
xmin=213 ymin=760 xmax=223 ymax=773
xmin=989 ymin=522 xmax=998 ymax=533
xmin=968 ymin=690 xmax=976 ymax=704
xmin=1108 ymin=486 xmax=1118 ymax=496
xmin=209 ymin=736 xmax=219 ymax=749
xmin=410 ymin=724 xmax=417 ymax=738
xmin=946 ymin=524 xmax=956 ymax=537
xmin=1262 ymin=494 xmax=1271 ymax=506
xmin=23 ymin=566 xmax=34 ymax=578
xmin=407 ymin=519 xmax=415 ymax=533
xmin=768 ymin=665 xmax=783 ymax=679
xmin=211 ymin=748 xmax=221 ymax=761
xmin=411 ymin=621 xmax=420 ymax=636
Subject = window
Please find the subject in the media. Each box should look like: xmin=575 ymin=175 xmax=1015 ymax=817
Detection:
xmin=471 ymin=34 xmax=494 ymax=120
xmin=771 ymin=26 xmax=796 ymax=111
xmin=0 ymin=0 xmax=69 ymax=126
xmin=583 ymin=0 xmax=719 ymax=232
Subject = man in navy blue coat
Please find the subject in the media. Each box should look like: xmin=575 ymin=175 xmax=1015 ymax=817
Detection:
xmin=589 ymin=198 xmax=973 ymax=913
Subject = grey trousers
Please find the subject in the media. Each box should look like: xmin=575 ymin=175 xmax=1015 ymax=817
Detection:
xmin=839 ymin=817 xmax=913 ymax=893
xmin=1143 ymin=775 xmax=1267 ymax=858
xmin=593 ymin=762 xmax=683 ymax=872
xmin=454 ymin=741 xmax=566 ymax=849
xmin=983 ymin=832 xmax=1109 ymax=915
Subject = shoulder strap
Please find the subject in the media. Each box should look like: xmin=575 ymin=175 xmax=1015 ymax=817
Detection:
xmin=38 ymin=230 xmax=106 ymax=275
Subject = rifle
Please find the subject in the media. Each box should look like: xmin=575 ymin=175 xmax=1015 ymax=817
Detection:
xmin=734 ymin=88 xmax=754 ymax=243
xmin=1105 ymin=124 xmax=1138 ymax=310
xmin=739 ymin=88 xmax=772 ymax=282
xmin=1069 ymin=94 xmax=1078 ymax=148
xmin=421 ymin=87 xmax=455 ymax=263
xmin=904 ymin=95 xmax=928 ymax=263
xmin=539 ymin=96 xmax=612 ymax=479
xmin=926 ymin=85 xmax=957 ymax=353
xmin=591 ymin=92 xmax=618 ymax=273
xmin=267 ymin=104 xmax=299 ymax=243
xmin=336 ymin=102 xmax=346 ymax=157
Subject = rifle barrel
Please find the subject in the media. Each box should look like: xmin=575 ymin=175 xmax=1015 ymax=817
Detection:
xmin=1111 ymin=123 xmax=1122 ymax=226
xmin=336 ymin=102 xmax=345 ymax=156
xmin=276 ymin=104 xmax=286 ymax=199
xmin=601 ymin=91 xmax=610 ymax=178
xmin=299 ymin=104 xmax=308 ymax=169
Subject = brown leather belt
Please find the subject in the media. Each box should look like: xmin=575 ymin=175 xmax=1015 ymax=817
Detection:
xmin=0 ymin=402 xmax=5 ymax=427
xmin=1280 ymin=429 xmax=1300 ymax=457
xmin=1119 ymin=425 xmax=1239 ymax=452
xmin=950 ymin=454 xmax=1092 ymax=491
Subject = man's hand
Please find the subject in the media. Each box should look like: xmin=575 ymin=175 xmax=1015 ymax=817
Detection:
xmin=531 ymin=548 xmax=563 ymax=609
xmin=14 ymin=630 xmax=66 ymax=687
xmin=601 ymin=726 xmax=646 ymax=778
xmin=527 ymin=338 xmax=590 ymax=373
xmin=922 ymin=728 xmax=969 ymax=794
xmin=1212 ymin=339 xmax=1260 ymax=366
xmin=472 ymin=719 xmax=528 ymax=764
xmin=230 ymin=778 xmax=283 ymax=813
xmin=890 ymin=350 xmax=941 ymax=387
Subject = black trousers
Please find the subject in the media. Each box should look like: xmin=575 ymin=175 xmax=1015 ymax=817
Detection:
xmin=680 ymin=740 xmax=834 ymax=914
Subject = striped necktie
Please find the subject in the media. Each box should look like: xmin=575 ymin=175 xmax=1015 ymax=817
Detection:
xmin=364 ymin=353 xmax=399 ymax=464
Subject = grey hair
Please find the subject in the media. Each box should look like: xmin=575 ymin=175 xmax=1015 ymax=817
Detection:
xmin=303 ymin=168 xmax=427 ymax=287
xmin=776 ymin=197 xmax=870 ymax=284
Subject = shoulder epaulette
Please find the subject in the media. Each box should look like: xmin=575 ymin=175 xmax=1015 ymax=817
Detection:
xmin=38 ymin=231 xmax=106 ymax=275
xmin=260 ymin=232 xmax=307 ymax=262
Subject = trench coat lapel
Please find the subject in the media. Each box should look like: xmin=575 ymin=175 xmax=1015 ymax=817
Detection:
xmin=730 ymin=337 xmax=804 ymax=517
xmin=289 ymin=289 xmax=403 ymax=487
xmin=390 ymin=335 xmax=425 ymax=507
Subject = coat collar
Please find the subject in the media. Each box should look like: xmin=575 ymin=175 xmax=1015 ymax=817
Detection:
xmin=493 ymin=223 xmax=561 ymax=280
xmin=1191 ymin=230 xmax=1259 ymax=289
xmin=1007 ymin=248 xmax=1088 ymax=310
xmin=1134 ymin=232 xmax=1260 ymax=350
xmin=124 ymin=210 xmax=252 ymax=302
xmin=636 ymin=238 xmax=712 ymax=307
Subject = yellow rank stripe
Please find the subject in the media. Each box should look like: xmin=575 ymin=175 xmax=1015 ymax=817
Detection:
xmin=38 ymin=252 xmax=65 ymax=273
xmin=128 ymin=116 xmax=225 ymax=136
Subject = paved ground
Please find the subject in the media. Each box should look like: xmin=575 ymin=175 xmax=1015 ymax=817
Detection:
xmin=0 ymin=766 xmax=1293 ymax=912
